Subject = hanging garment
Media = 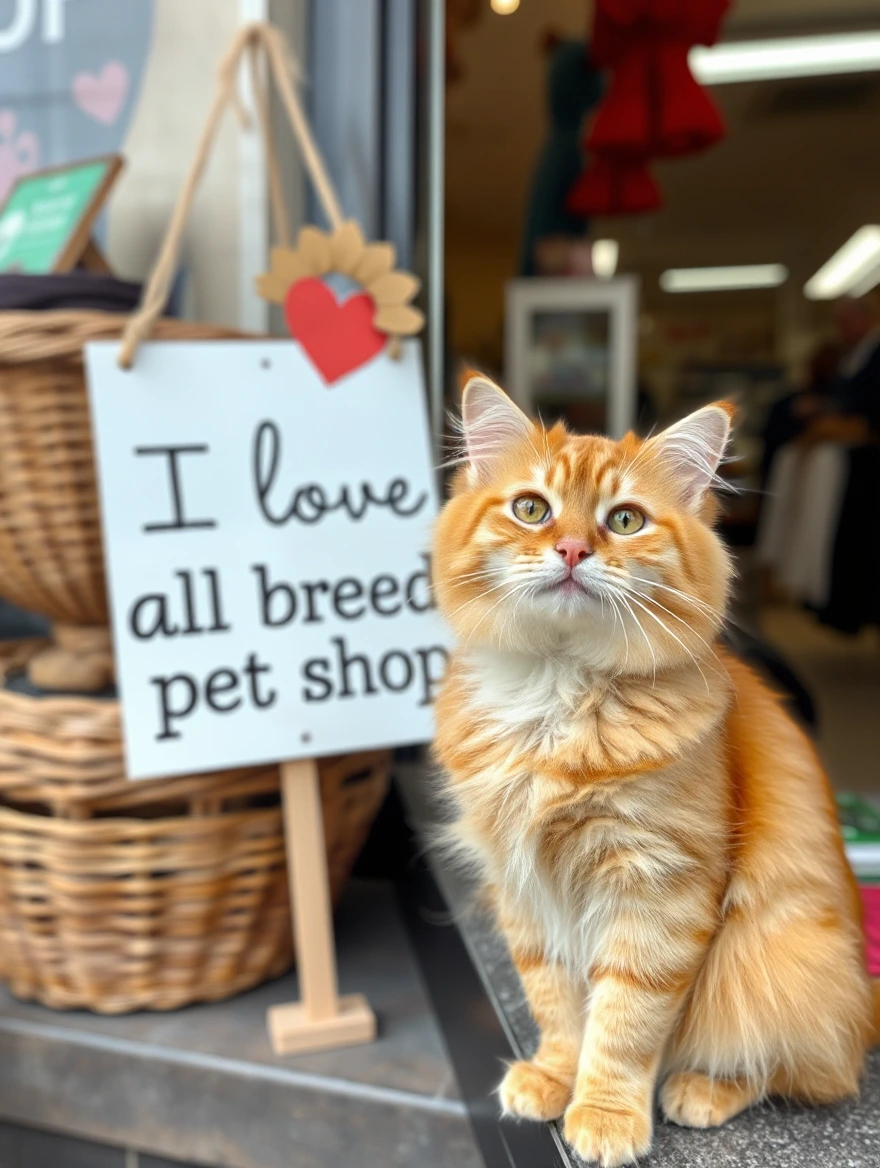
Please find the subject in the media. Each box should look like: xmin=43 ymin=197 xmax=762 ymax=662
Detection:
xmin=835 ymin=332 xmax=880 ymax=431
xmin=821 ymin=444 xmax=880 ymax=635
xmin=756 ymin=443 xmax=850 ymax=610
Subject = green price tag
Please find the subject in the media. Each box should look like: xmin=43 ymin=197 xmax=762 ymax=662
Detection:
xmin=0 ymin=156 xmax=123 ymax=275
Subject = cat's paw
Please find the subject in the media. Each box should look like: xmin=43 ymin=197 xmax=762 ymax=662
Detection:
xmin=661 ymin=1071 xmax=757 ymax=1129
xmin=563 ymin=1101 xmax=652 ymax=1167
xmin=499 ymin=1060 xmax=572 ymax=1121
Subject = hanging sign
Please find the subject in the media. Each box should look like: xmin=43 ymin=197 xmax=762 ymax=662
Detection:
xmin=86 ymin=334 xmax=446 ymax=782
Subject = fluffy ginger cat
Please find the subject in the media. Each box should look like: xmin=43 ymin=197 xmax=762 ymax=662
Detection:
xmin=432 ymin=375 xmax=878 ymax=1167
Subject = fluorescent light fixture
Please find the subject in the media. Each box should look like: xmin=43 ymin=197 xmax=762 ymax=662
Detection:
xmin=490 ymin=0 xmax=520 ymax=13
xmin=660 ymin=264 xmax=788 ymax=293
xmin=592 ymin=239 xmax=619 ymax=279
xmin=804 ymin=227 xmax=880 ymax=300
xmin=692 ymin=31 xmax=880 ymax=85
xmin=852 ymin=268 xmax=880 ymax=297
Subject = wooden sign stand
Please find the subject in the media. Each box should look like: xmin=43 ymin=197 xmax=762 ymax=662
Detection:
xmin=267 ymin=760 xmax=376 ymax=1055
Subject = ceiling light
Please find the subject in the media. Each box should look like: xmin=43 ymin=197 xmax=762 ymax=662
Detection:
xmin=592 ymin=239 xmax=619 ymax=279
xmin=490 ymin=0 xmax=520 ymax=13
xmin=691 ymin=31 xmax=880 ymax=85
xmin=851 ymin=268 xmax=880 ymax=297
xmin=804 ymin=227 xmax=880 ymax=300
xmin=660 ymin=264 xmax=788 ymax=293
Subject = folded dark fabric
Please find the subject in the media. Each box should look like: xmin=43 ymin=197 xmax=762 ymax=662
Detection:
xmin=0 ymin=273 xmax=142 ymax=314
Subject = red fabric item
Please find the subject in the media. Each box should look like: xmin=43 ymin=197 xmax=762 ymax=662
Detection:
xmin=572 ymin=0 xmax=730 ymax=216
xmin=566 ymin=155 xmax=661 ymax=217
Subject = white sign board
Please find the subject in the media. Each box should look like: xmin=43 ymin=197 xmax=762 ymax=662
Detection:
xmin=86 ymin=339 xmax=447 ymax=780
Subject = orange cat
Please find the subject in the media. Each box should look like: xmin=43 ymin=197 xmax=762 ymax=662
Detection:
xmin=432 ymin=375 xmax=878 ymax=1167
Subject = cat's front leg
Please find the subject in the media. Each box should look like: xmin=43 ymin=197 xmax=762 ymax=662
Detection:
xmin=497 ymin=909 xmax=583 ymax=1122
xmin=563 ymin=901 xmax=711 ymax=1167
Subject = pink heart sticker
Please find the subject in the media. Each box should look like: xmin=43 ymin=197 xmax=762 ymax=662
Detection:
xmin=73 ymin=62 xmax=129 ymax=126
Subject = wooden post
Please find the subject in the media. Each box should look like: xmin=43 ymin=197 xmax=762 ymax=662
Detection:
xmin=267 ymin=758 xmax=376 ymax=1055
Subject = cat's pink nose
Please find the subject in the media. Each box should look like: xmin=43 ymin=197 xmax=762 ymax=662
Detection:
xmin=555 ymin=538 xmax=591 ymax=569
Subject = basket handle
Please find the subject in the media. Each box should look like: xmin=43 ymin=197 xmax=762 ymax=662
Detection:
xmin=118 ymin=22 xmax=345 ymax=369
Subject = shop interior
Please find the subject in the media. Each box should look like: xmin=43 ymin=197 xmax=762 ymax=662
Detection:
xmin=445 ymin=0 xmax=880 ymax=796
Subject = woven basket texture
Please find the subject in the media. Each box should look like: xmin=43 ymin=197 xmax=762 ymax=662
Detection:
xmin=0 ymin=648 xmax=389 ymax=1012
xmin=0 ymin=312 xmax=250 ymax=624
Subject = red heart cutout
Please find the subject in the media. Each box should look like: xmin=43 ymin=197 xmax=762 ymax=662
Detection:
xmin=283 ymin=277 xmax=386 ymax=384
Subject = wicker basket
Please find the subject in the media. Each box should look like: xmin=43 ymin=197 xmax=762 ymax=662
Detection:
xmin=0 ymin=670 xmax=390 ymax=1013
xmin=0 ymin=312 xmax=250 ymax=626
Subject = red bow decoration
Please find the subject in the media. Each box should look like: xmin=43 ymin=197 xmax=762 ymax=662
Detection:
xmin=567 ymin=0 xmax=731 ymax=217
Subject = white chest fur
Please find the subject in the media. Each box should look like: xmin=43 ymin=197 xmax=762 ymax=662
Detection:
xmin=455 ymin=762 xmax=630 ymax=970
xmin=453 ymin=650 xmax=624 ymax=965
xmin=448 ymin=647 xmax=723 ymax=970
xmin=463 ymin=646 xmax=589 ymax=744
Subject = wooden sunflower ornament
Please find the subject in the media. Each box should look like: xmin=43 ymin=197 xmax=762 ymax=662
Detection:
xmin=256 ymin=221 xmax=424 ymax=360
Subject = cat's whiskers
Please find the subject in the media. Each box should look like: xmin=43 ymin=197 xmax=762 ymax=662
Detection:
xmin=450 ymin=556 xmax=545 ymax=587
xmin=463 ymin=579 xmax=536 ymax=648
xmin=450 ymin=567 xmax=504 ymax=586
xmin=446 ymin=573 xmax=531 ymax=622
xmin=599 ymin=570 xmax=716 ymax=688
xmin=622 ymin=584 xmax=722 ymax=668
xmin=625 ymin=573 xmax=757 ymax=646
xmin=602 ymin=588 xmax=631 ymax=672
xmin=602 ymin=566 xmax=728 ymax=671
xmin=450 ymin=556 xmax=556 ymax=643
xmin=604 ymin=582 xmax=657 ymax=684
xmin=502 ymin=577 xmax=538 ymax=650
xmin=624 ymin=574 xmax=722 ymax=622
xmin=436 ymin=453 xmax=469 ymax=471
xmin=616 ymin=590 xmax=713 ymax=695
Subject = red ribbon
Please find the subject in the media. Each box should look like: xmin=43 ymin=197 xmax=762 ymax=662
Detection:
xmin=567 ymin=0 xmax=730 ymax=217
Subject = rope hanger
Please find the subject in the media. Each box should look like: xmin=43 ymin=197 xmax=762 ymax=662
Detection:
xmin=118 ymin=23 xmax=346 ymax=369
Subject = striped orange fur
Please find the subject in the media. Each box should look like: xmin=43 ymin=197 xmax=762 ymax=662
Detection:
xmin=432 ymin=376 xmax=876 ymax=1167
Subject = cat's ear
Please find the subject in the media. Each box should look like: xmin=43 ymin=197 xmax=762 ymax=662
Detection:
xmin=460 ymin=375 xmax=532 ymax=486
xmin=649 ymin=402 xmax=733 ymax=508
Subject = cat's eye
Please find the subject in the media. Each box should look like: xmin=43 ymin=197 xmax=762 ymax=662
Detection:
xmin=512 ymin=495 xmax=551 ymax=525
xmin=608 ymin=507 xmax=646 ymax=535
